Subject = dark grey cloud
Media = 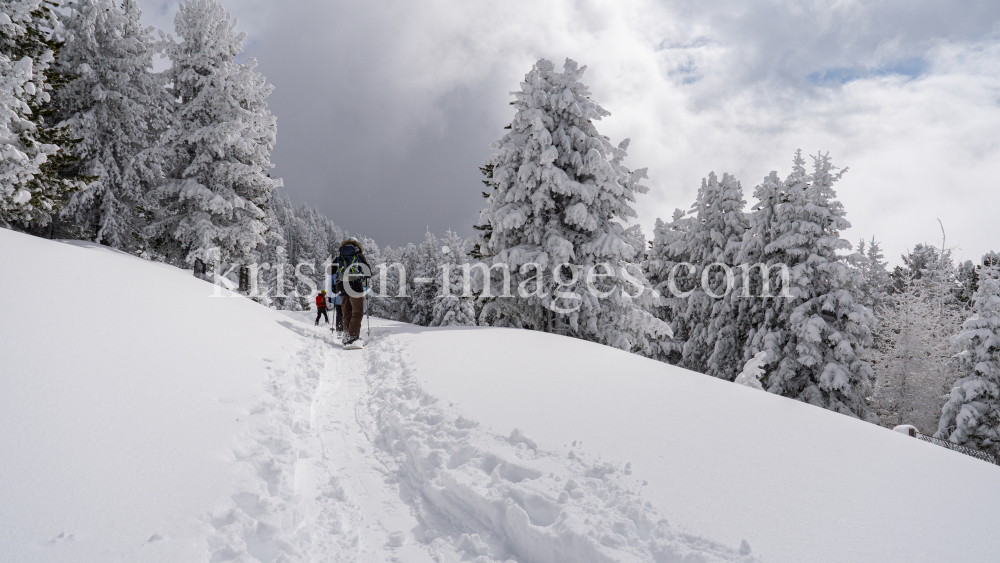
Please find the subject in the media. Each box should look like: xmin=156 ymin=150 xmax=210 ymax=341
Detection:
xmin=141 ymin=0 xmax=1000 ymax=262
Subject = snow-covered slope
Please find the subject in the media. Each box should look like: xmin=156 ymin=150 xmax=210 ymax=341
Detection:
xmin=396 ymin=327 xmax=1000 ymax=563
xmin=0 ymin=229 xmax=301 ymax=561
xmin=2 ymin=227 xmax=998 ymax=563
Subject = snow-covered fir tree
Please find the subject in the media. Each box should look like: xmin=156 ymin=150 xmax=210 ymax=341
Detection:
xmin=54 ymin=0 xmax=172 ymax=251
xmin=376 ymin=242 xmax=419 ymax=323
xmin=146 ymin=0 xmax=280 ymax=269
xmin=476 ymin=58 xmax=669 ymax=353
xmin=368 ymin=244 xmax=408 ymax=321
xmin=719 ymin=151 xmax=876 ymax=421
xmin=0 ymin=0 xmax=88 ymax=229
xmin=410 ymin=230 xmax=441 ymax=326
xmin=430 ymin=230 xmax=477 ymax=327
xmin=856 ymin=237 xmax=890 ymax=311
xmin=657 ymin=172 xmax=747 ymax=374
xmin=701 ymin=171 xmax=785 ymax=381
xmin=622 ymin=223 xmax=646 ymax=261
xmin=936 ymin=252 xmax=1000 ymax=451
xmin=644 ymin=208 xmax=690 ymax=362
xmin=955 ymin=259 xmax=979 ymax=310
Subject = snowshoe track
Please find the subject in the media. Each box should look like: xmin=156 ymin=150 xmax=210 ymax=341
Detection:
xmin=204 ymin=318 xmax=755 ymax=562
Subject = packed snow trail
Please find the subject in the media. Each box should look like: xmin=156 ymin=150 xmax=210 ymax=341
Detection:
xmin=205 ymin=321 xmax=437 ymax=562
xmin=210 ymin=315 xmax=753 ymax=562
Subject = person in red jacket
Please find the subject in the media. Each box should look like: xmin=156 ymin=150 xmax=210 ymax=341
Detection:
xmin=314 ymin=289 xmax=329 ymax=326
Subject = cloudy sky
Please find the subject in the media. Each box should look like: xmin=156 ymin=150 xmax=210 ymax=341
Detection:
xmin=142 ymin=0 xmax=1000 ymax=265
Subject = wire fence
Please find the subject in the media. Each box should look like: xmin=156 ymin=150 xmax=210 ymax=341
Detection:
xmin=912 ymin=431 xmax=1000 ymax=466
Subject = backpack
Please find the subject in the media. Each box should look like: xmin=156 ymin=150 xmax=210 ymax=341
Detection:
xmin=315 ymin=293 xmax=326 ymax=308
xmin=336 ymin=245 xmax=370 ymax=293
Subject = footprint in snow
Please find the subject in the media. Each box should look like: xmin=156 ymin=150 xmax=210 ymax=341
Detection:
xmin=48 ymin=532 xmax=75 ymax=545
xmin=387 ymin=531 xmax=405 ymax=547
xmin=148 ymin=533 xmax=165 ymax=543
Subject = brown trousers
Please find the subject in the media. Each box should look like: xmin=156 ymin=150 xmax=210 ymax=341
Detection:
xmin=341 ymin=295 xmax=364 ymax=338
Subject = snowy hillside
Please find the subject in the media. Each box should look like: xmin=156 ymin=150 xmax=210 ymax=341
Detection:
xmin=2 ymin=227 xmax=998 ymax=563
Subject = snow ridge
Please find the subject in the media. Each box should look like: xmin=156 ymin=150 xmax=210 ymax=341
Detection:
xmin=361 ymin=333 xmax=756 ymax=563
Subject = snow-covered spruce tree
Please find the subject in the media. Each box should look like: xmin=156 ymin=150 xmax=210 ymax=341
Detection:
xmin=955 ymin=259 xmax=979 ymax=310
xmin=622 ymin=223 xmax=646 ymax=262
xmin=410 ymin=230 xmax=441 ymax=326
xmin=54 ymin=0 xmax=171 ymax=251
xmin=936 ymin=252 xmax=1000 ymax=451
xmin=0 ymin=0 xmax=88 ymax=229
xmin=662 ymin=172 xmax=747 ymax=374
xmin=430 ymin=230 xmax=476 ymax=327
xmin=146 ymin=0 xmax=280 ymax=269
xmin=476 ymin=58 xmax=669 ymax=353
xmin=367 ymin=244 xmax=402 ymax=320
xmin=730 ymin=151 xmax=876 ymax=421
xmin=856 ymin=237 xmax=890 ymax=312
xmin=644 ymin=208 xmax=690 ymax=362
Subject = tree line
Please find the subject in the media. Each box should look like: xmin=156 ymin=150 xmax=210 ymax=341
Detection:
xmin=3 ymin=4 xmax=997 ymax=454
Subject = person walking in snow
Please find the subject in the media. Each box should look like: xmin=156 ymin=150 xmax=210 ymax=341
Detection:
xmin=335 ymin=239 xmax=370 ymax=346
xmin=314 ymin=289 xmax=329 ymax=326
xmin=329 ymin=271 xmax=344 ymax=336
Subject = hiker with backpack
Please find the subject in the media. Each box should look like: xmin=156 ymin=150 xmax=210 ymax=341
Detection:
xmin=335 ymin=239 xmax=370 ymax=347
xmin=314 ymin=289 xmax=330 ymax=326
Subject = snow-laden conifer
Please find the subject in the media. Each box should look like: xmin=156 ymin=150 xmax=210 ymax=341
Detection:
xmin=430 ymin=230 xmax=476 ymax=327
xmin=410 ymin=231 xmax=440 ymax=326
xmin=662 ymin=172 xmax=747 ymax=374
xmin=856 ymin=237 xmax=890 ymax=311
xmin=0 ymin=0 xmax=87 ymax=228
xmin=644 ymin=208 xmax=690 ymax=362
xmin=936 ymin=252 xmax=1000 ymax=451
xmin=713 ymin=152 xmax=875 ymax=420
xmin=55 ymin=0 xmax=171 ymax=250
xmin=147 ymin=0 xmax=279 ymax=267
xmin=752 ymin=152 xmax=875 ymax=421
xmin=477 ymin=58 xmax=668 ymax=352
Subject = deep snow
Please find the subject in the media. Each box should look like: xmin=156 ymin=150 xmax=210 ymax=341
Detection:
xmin=396 ymin=326 xmax=1000 ymax=563
xmin=2 ymin=227 xmax=998 ymax=563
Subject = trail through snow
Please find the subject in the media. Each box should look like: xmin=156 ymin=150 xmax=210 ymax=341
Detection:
xmin=213 ymin=315 xmax=753 ymax=562
xmin=206 ymin=321 xmax=437 ymax=562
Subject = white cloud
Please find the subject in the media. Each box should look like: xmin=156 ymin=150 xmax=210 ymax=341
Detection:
xmin=139 ymin=0 xmax=1000 ymax=262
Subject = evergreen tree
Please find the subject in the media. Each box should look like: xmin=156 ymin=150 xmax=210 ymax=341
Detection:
xmin=713 ymin=151 xmax=876 ymax=420
xmin=469 ymin=161 xmax=494 ymax=260
xmin=703 ymin=171 xmax=784 ymax=381
xmin=622 ymin=223 xmax=646 ymax=262
xmin=936 ymin=252 xmax=1000 ymax=452
xmin=147 ymin=0 xmax=280 ymax=268
xmin=368 ymin=244 xmax=405 ymax=321
xmin=644 ymin=208 xmax=690 ymax=362
xmin=0 ymin=0 xmax=88 ymax=229
xmin=856 ymin=237 xmax=890 ymax=311
xmin=54 ymin=0 xmax=171 ymax=251
xmin=955 ymin=259 xmax=978 ymax=309
xmin=411 ymin=230 xmax=441 ymax=326
xmin=476 ymin=58 xmax=668 ymax=352
xmin=761 ymin=152 xmax=876 ymax=421
xmin=430 ymin=230 xmax=477 ymax=327
xmin=658 ymin=172 xmax=747 ymax=374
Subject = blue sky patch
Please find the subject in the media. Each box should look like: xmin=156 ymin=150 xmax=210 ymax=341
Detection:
xmin=808 ymin=57 xmax=929 ymax=85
